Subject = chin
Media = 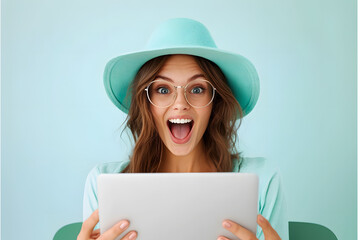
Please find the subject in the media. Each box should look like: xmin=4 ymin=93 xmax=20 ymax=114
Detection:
xmin=166 ymin=142 xmax=195 ymax=157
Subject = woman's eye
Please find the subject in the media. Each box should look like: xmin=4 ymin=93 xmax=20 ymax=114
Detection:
xmin=190 ymin=87 xmax=204 ymax=94
xmin=157 ymin=87 xmax=170 ymax=94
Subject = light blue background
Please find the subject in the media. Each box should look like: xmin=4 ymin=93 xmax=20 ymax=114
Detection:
xmin=2 ymin=0 xmax=356 ymax=239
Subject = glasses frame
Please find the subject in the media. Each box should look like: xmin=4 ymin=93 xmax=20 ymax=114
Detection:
xmin=144 ymin=79 xmax=217 ymax=108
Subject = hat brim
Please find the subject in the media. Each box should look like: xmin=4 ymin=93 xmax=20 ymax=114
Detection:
xmin=104 ymin=47 xmax=259 ymax=117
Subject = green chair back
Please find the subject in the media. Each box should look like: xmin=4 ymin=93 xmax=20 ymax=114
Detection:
xmin=289 ymin=222 xmax=337 ymax=240
xmin=53 ymin=221 xmax=338 ymax=240
xmin=53 ymin=222 xmax=82 ymax=240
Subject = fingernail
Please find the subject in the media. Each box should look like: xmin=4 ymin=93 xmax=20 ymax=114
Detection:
xmin=119 ymin=221 xmax=129 ymax=229
xmin=128 ymin=232 xmax=137 ymax=240
xmin=258 ymin=215 xmax=264 ymax=222
xmin=223 ymin=221 xmax=232 ymax=228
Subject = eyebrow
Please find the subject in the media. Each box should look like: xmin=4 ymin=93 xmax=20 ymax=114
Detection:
xmin=155 ymin=74 xmax=206 ymax=83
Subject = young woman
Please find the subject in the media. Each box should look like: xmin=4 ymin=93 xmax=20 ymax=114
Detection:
xmin=77 ymin=18 xmax=288 ymax=240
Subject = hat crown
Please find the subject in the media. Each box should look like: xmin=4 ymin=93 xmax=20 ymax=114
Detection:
xmin=146 ymin=18 xmax=217 ymax=49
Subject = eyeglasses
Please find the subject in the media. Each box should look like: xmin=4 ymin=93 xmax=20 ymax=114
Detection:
xmin=144 ymin=79 xmax=216 ymax=108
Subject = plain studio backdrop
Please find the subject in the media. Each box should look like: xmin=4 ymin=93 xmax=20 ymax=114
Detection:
xmin=1 ymin=0 xmax=356 ymax=239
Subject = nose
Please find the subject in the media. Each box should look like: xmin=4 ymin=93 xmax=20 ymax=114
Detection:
xmin=172 ymin=86 xmax=190 ymax=110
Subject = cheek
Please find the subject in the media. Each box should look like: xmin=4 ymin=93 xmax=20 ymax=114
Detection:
xmin=150 ymin=106 xmax=166 ymax=132
xmin=204 ymin=105 xmax=213 ymax=122
xmin=198 ymin=107 xmax=213 ymax=132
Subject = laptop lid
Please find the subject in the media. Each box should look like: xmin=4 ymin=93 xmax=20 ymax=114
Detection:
xmin=98 ymin=173 xmax=258 ymax=240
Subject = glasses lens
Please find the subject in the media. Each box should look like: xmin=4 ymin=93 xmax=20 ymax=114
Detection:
xmin=147 ymin=80 xmax=175 ymax=107
xmin=185 ymin=80 xmax=215 ymax=107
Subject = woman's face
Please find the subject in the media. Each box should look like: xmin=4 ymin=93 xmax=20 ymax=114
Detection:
xmin=150 ymin=55 xmax=213 ymax=156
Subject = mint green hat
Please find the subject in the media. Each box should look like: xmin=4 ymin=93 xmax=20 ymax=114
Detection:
xmin=104 ymin=18 xmax=259 ymax=117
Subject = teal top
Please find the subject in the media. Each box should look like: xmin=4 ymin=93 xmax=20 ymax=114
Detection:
xmin=82 ymin=157 xmax=289 ymax=240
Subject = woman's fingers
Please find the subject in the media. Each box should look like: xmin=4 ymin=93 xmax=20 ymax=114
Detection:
xmin=100 ymin=220 xmax=137 ymax=240
xmin=221 ymin=219 xmax=257 ymax=240
xmin=78 ymin=209 xmax=100 ymax=239
xmin=77 ymin=209 xmax=137 ymax=240
xmin=221 ymin=215 xmax=281 ymax=240
xmin=90 ymin=229 xmax=100 ymax=239
xmin=257 ymin=214 xmax=281 ymax=240
xmin=119 ymin=231 xmax=138 ymax=240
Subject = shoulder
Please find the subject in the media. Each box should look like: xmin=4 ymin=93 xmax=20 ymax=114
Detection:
xmin=83 ymin=161 xmax=128 ymax=227
xmin=236 ymin=158 xmax=288 ymax=239
xmin=84 ymin=160 xmax=130 ymax=196
xmin=86 ymin=160 xmax=130 ymax=180
xmin=234 ymin=157 xmax=283 ymax=197
xmin=234 ymin=157 xmax=279 ymax=175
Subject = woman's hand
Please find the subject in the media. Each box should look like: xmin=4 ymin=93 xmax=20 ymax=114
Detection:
xmin=77 ymin=209 xmax=137 ymax=240
xmin=219 ymin=214 xmax=281 ymax=240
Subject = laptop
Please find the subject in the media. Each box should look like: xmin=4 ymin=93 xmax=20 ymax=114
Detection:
xmin=98 ymin=173 xmax=258 ymax=240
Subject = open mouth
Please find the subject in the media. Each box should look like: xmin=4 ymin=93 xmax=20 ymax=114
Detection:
xmin=167 ymin=119 xmax=194 ymax=141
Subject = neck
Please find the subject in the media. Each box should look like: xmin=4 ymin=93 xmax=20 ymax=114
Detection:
xmin=158 ymin=140 xmax=216 ymax=173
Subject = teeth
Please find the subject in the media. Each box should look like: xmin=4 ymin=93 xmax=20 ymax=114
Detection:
xmin=169 ymin=119 xmax=193 ymax=124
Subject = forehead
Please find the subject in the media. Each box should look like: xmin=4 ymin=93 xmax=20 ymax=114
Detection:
xmin=157 ymin=55 xmax=204 ymax=80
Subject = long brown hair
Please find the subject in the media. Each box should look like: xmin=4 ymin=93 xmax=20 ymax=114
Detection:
xmin=122 ymin=55 xmax=243 ymax=173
